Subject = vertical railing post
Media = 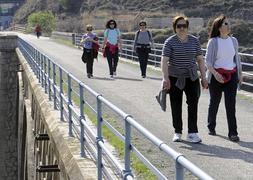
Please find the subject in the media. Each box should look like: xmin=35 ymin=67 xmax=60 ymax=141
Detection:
xmin=52 ymin=63 xmax=57 ymax=109
xmin=48 ymin=58 xmax=51 ymax=100
xmin=79 ymin=84 xmax=85 ymax=157
xmin=123 ymin=116 xmax=133 ymax=179
xmin=41 ymin=54 xmax=44 ymax=87
xmin=67 ymin=74 xmax=73 ymax=137
xmin=38 ymin=51 xmax=41 ymax=83
xmin=176 ymin=161 xmax=184 ymax=180
xmin=35 ymin=50 xmax=39 ymax=79
xmin=44 ymin=56 xmax=47 ymax=93
xmin=96 ymin=95 xmax=103 ymax=180
xmin=59 ymin=68 xmax=64 ymax=121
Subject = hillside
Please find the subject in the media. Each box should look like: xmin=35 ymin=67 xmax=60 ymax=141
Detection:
xmin=13 ymin=0 xmax=253 ymax=51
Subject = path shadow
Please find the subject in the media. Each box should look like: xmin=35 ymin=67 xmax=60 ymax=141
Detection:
xmin=147 ymin=76 xmax=163 ymax=81
xmin=115 ymin=77 xmax=143 ymax=81
xmin=92 ymin=76 xmax=115 ymax=81
xmin=215 ymin=134 xmax=253 ymax=149
xmin=179 ymin=140 xmax=253 ymax=164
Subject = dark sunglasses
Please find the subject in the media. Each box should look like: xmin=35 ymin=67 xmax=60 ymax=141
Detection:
xmin=140 ymin=24 xmax=146 ymax=26
xmin=176 ymin=24 xmax=187 ymax=29
xmin=109 ymin=23 xmax=115 ymax=25
xmin=87 ymin=29 xmax=92 ymax=31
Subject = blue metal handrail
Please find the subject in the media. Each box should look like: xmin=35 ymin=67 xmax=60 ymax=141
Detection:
xmin=18 ymin=37 xmax=213 ymax=180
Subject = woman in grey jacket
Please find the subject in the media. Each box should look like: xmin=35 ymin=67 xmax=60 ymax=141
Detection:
xmin=205 ymin=15 xmax=242 ymax=142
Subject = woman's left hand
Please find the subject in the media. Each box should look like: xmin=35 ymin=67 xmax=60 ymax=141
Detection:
xmin=201 ymin=79 xmax=209 ymax=89
xmin=239 ymin=75 xmax=243 ymax=85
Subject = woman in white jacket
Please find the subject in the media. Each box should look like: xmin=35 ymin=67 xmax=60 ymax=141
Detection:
xmin=205 ymin=14 xmax=243 ymax=142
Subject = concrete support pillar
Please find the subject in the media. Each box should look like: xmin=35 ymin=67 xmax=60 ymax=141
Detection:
xmin=0 ymin=35 xmax=19 ymax=180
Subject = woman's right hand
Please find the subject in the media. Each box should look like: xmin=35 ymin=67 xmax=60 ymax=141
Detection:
xmin=162 ymin=79 xmax=171 ymax=90
xmin=214 ymin=72 xmax=224 ymax=83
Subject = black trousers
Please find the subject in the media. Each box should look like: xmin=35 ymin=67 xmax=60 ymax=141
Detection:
xmin=105 ymin=47 xmax=119 ymax=75
xmin=207 ymin=73 xmax=238 ymax=137
xmin=169 ymin=76 xmax=200 ymax=134
xmin=82 ymin=48 xmax=94 ymax=75
xmin=136 ymin=47 xmax=149 ymax=76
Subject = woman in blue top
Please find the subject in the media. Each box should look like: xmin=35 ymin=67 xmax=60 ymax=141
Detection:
xmin=102 ymin=19 xmax=122 ymax=78
xmin=80 ymin=24 xmax=98 ymax=78
xmin=205 ymin=15 xmax=242 ymax=141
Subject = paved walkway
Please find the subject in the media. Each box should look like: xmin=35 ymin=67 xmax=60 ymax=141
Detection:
xmin=18 ymin=33 xmax=253 ymax=179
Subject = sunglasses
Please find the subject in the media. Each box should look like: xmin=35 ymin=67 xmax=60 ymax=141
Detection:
xmin=87 ymin=29 xmax=92 ymax=31
xmin=140 ymin=24 xmax=146 ymax=26
xmin=176 ymin=24 xmax=187 ymax=29
xmin=223 ymin=22 xmax=229 ymax=26
xmin=109 ymin=23 xmax=115 ymax=25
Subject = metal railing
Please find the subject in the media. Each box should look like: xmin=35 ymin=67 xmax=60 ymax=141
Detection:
xmin=74 ymin=34 xmax=253 ymax=89
xmin=18 ymin=37 xmax=214 ymax=180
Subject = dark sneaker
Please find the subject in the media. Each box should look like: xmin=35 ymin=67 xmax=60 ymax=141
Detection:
xmin=208 ymin=130 xmax=216 ymax=136
xmin=229 ymin=135 xmax=240 ymax=142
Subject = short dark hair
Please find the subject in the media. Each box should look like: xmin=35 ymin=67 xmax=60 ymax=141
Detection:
xmin=172 ymin=15 xmax=189 ymax=33
xmin=209 ymin=14 xmax=227 ymax=39
xmin=139 ymin=20 xmax=147 ymax=26
xmin=106 ymin=19 xmax=117 ymax=29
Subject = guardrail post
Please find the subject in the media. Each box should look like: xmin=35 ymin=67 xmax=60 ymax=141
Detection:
xmin=52 ymin=63 xmax=57 ymax=109
xmin=38 ymin=52 xmax=41 ymax=83
xmin=96 ymin=95 xmax=103 ymax=180
xmin=35 ymin=50 xmax=39 ymax=79
xmin=44 ymin=56 xmax=47 ymax=93
xmin=175 ymin=161 xmax=184 ymax=180
xmin=123 ymin=115 xmax=133 ymax=179
xmin=79 ymin=84 xmax=85 ymax=157
xmin=41 ymin=54 xmax=44 ymax=87
xmin=59 ymin=68 xmax=64 ymax=121
xmin=48 ymin=58 xmax=51 ymax=100
xmin=67 ymin=74 xmax=73 ymax=137
xmin=72 ymin=33 xmax=75 ymax=45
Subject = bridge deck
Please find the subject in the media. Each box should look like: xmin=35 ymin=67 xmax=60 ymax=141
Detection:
xmin=18 ymin=33 xmax=253 ymax=180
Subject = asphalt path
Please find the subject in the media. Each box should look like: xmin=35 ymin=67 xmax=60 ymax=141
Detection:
xmin=17 ymin=33 xmax=253 ymax=180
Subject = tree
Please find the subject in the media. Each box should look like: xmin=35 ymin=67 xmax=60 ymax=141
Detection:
xmin=27 ymin=11 xmax=56 ymax=36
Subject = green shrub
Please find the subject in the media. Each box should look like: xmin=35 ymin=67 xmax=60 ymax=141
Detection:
xmin=27 ymin=11 xmax=56 ymax=36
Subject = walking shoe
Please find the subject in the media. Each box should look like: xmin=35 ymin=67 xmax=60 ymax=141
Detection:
xmin=142 ymin=75 xmax=146 ymax=78
xmin=187 ymin=133 xmax=202 ymax=143
xmin=87 ymin=74 xmax=91 ymax=78
xmin=113 ymin=71 xmax=117 ymax=76
xmin=229 ymin=135 xmax=240 ymax=142
xmin=172 ymin=133 xmax=182 ymax=142
xmin=109 ymin=75 xmax=114 ymax=79
xmin=208 ymin=130 xmax=216 ymax=136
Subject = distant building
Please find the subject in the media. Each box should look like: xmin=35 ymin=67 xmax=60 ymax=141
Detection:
xmin=0 ymin=0 xmax=25 ymax=30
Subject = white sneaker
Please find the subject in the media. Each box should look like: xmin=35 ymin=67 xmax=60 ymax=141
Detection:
xmin=172 ymin=133 xmax=182 ymax=142
xmin=187 ymin=133 xmax=202 ymax=143
xmin=109 ymin=75 xmax=114 ymax=79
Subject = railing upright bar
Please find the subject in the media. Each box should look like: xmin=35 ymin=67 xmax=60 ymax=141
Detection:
xmin=176 ymin=161 xmax=184 ymax=180
xmin=67 ymin=74 xmax=73 ymax=137
xmin=38 ymin=51 xmax=41 ymax=83
xmin=48 ymin=58 xmax=51 ymax=100
xmin=123 ymin=117 xmax=133 ymax=179
xmin=79 ymin=84 xmax=85 ymax=157
xmin=96 ymin=96 xmax=103 ymax=180
xmin=52 ymin=63 xmax=57 ymax=109
xmin=59 ymin=68 xmax=64 ymax=121
xmin=41 ymin=53 xmax=44 ymax=87
xmin=44 ymin=56 xmax=47 ymax=93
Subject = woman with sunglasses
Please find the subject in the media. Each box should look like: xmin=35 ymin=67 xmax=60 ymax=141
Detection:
xmin=205 ymin=15 xmax=242 ymax=142
xmin=102 ymin=19 xmax=122 ymax=79
xmin=161 ymin=15 xmax=208 ymax=143
xmin=134 ymin=20 xmax=154 ymax=78
xmin=80 ymin=24 xmax=98 ymax=78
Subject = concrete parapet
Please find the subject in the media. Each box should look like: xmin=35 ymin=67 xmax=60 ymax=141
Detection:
xmin=16 ymin=48 xmax=98 ymax=179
